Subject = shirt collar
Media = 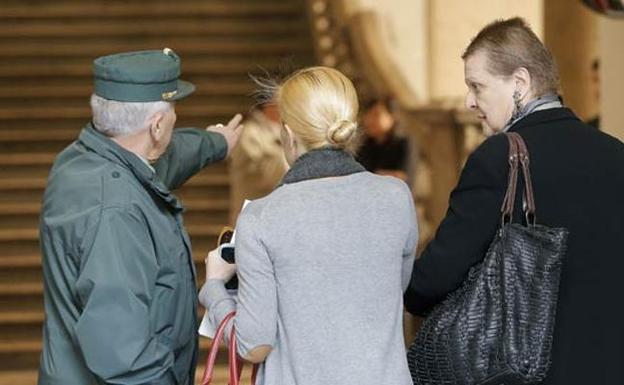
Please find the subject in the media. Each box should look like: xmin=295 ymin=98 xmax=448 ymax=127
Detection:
xmin=136 ymin=153 xmax=156 ymax=173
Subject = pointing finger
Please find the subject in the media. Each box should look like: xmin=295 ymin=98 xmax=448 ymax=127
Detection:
xmin=226 ymin=113 xmax=243 ymax=130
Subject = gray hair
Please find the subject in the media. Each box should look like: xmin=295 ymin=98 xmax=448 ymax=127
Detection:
xmin=90 ymin=94 xmax=173 ymax=137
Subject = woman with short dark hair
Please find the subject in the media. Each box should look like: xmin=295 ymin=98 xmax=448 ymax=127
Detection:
xmin=405 ymin=17 xmax=624 ymax=385
xmin=357 ymin=98 xmax=410 ymax=182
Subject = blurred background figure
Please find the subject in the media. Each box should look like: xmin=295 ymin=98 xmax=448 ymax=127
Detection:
xmin=581 ymin=0 xmax=624 ymax=16
xmin=356 ymin=98 xmax=410 ymax=183
xmin=229 ymin=101 xmax=288 ymax=224
xmin=586 ymin=58 xmax=601 ymax=129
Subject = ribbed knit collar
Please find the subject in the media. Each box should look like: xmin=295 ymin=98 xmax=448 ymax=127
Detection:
xmin=278 ymin=146 xmax=365 ymax=187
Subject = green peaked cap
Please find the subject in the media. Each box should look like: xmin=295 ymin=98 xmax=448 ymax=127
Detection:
xmin=93 ymin=48 xmax=195 ymax=102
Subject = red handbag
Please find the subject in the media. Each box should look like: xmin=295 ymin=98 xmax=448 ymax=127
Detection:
xmin=200 ymin=311 xmax=259 ymax=385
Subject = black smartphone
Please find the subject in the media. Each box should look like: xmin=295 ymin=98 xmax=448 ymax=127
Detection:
xmin=220 ymin=245 xmax=235 ymax=264
xmin=217 ymin=227 xmax=238 ymax=289
xmin=222 ymin=246 xmax=238 ymax=290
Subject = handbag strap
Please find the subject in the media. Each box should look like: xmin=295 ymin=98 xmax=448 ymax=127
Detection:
xmin=501 ymin=133 xmax=536 ymax=225
xmin=512 ymin=133 xmax=536 ymax=224
xmin=501 ymin=134 xmax=519 ymax=223
xmin=228 ymin=325 xmax=259 ymax=385
xmin=201 ymin=311 xmax=236 ymax=385
xmin=200 ymin=311 xmax=259 ymax=385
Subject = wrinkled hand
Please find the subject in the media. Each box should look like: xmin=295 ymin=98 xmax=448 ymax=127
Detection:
xmin=206 ymin=113 xmax=244 ymax=158
xmin=205 ymin=247 xmax=237 ymax=282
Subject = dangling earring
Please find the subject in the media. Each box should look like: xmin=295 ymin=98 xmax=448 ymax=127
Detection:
xmin=511 ymin=90 xmax=523 ymax=120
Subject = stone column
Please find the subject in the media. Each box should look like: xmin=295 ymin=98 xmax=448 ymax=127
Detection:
xmin=544 ymin=0 xmax=598 ymax=121
xmin=599 ymin=17 xmax=624 ymax=140
xmin=342 ymin=0 xmax=429 ymax=101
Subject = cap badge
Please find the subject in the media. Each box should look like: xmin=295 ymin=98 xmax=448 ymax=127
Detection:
xmin=162 ymin=90 xmax=178 ymax=100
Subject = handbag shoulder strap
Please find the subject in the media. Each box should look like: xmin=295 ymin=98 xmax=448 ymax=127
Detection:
xmin=228 ymin=324 xmax=259 ymax=385
xmin=501 ymin=134 xmax=519 ymax=223
xmin=201 ymin=311 xmax=236 ymax=385
xmin=200 ymin=311 xmax=259 ymax=385
xmin=502 ymin=132 xmax=536 ymax=225
xmin=511 ymin=133 xmax=536 ymax=224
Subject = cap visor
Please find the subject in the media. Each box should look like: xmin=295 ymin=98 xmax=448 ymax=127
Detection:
xmin=169 ymin=80 xmax=195 ymax=101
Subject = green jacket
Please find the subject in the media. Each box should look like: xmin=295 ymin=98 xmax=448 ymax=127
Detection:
xmin=38 ymin=124 xmax=227 ymax=385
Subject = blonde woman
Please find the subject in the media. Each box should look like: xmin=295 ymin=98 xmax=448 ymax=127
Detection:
xmin=200 ymin=67 xmax=418 ymax=385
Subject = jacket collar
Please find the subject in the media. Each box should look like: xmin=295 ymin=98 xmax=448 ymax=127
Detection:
xmin=278 ymin=146 xmax=365 ymax=187
xmin=78 ymin=123 xmax=183 ymax=212
xmin=508 ymin=107 xmax=580 ymax=133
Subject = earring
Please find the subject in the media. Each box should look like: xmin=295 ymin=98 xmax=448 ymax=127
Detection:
xmin=512 ymin=90 xmax=523 ymax=120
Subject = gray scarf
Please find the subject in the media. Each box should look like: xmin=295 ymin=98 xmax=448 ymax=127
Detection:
xmin=278 ymin=147 xmax=365 ymax=187
xmin=503 ymin=94 xmax=563 ymax=132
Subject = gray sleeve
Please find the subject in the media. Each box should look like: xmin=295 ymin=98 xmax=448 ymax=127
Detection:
xmin=402 ymin=184 xmax=418 ymax=291
xmin=199 ymin=206 xmax=278 ymax=357
xmin=198 ymin=280 xmax=236 ymax=334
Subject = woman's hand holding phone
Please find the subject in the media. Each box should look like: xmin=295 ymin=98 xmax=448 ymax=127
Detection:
xmin=205 ymin=246 xmax=237 ymax=282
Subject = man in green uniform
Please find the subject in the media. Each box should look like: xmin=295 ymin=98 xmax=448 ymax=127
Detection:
xmin=38 ymin=49 xmax=243 ymax=385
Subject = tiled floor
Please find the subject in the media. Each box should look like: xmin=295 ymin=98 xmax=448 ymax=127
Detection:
xmin=0 ymin=366 xmax=252 ymax=385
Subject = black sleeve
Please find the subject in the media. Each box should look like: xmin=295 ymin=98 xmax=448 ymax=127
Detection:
xmin=404 ymin=133 xmax=509 ymax=316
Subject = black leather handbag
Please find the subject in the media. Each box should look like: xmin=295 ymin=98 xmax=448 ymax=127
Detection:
xmin=407 ymin=133 xmax=569 ymax=385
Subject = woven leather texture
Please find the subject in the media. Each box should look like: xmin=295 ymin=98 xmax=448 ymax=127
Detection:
xmin=408 ymin=133 xmax=568 ymax=385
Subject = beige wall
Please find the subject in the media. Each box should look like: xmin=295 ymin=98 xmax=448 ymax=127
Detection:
xmin=344 ymin=0 xmax=543 ymax=103
xmin=342 ymin=0 xmax=617 ymax=118
xmin=343 ymin=0 xmax=429 ymax=101
xmin=428 ymin=0 xmax=543 ymax=102
xmin=544 ymin=0 xmax=598 ymax=121
xmin=599 ymin=17 xmax=624 ymax=140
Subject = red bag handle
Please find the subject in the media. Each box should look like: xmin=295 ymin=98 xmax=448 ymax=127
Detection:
xmin=200 ymin=311 xmax=258 ymax=385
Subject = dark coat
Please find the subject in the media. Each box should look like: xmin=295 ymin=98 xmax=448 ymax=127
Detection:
xmin=404 ymin=108 xmax=624 ymax=385
xmin=39 ymin=124 xmax=227 ymax=385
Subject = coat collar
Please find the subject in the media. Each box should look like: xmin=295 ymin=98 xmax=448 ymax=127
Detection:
xmin=78 ymin=123 xmax=183 ymax=212
xmin=508 ymin=107 xmax=580 ymax=133
xmin=278 ymin=146 xmax=365 ymax=187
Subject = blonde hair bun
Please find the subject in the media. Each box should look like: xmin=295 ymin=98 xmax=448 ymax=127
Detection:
xmin=270 ymin=66 xmax=360 ymax=152
xmin=326 ymin=120 xmax=357 ymax=146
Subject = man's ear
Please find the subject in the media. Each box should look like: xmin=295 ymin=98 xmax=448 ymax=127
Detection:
xmin=148 ymin=112 xmax=166 ymax=142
